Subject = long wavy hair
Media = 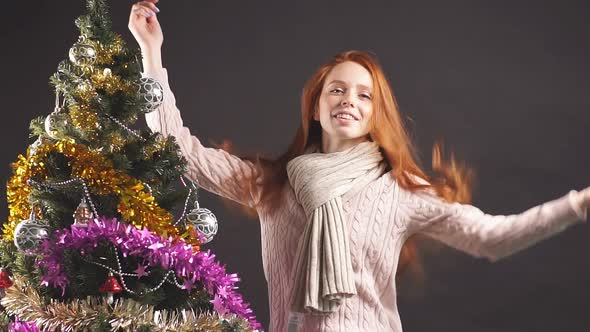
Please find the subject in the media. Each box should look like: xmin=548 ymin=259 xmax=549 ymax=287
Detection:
xmin=235 ymin=50 xmax=474 ymax=276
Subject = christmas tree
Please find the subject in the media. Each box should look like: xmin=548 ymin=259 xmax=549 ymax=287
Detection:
xmin=0 ymin=1 xmax=260 ymax=331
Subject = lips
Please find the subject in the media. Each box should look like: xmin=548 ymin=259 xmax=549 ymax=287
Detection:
xmin=332 ymin=110 xmax=359 ymax=121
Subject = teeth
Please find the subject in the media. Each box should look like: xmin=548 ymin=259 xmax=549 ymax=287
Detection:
xmin=336 ymin=113 xmax=355 ymax=120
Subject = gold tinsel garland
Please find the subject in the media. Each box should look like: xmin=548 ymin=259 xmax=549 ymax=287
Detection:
xmin=92 ymin=36 xmax=124 ymax=66
xmin=72 ymin=67 xmax=134 ymax=105
xmin=73 ymin=79 xmax=98 ymax=104
xmin=68 ymin=104 xmax=101 ymax=139
xmin=90 ymin=67 xmax=134 ymax=95
xmin=3 ymin=140 xmax=200 ymax=247
xmin=1 ymin=276 xmax=255 ymax=332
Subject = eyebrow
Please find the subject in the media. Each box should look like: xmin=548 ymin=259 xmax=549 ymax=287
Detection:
xmin=327 ymin=79 xmax=372 ymax=91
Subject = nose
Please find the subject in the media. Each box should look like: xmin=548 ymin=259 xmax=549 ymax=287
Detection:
xmin=340 ymin=97 xmax=354 ymax=108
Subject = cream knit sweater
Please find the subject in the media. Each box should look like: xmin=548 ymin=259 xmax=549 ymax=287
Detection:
xmin=143 ymin=68 xmax=587 ymax=332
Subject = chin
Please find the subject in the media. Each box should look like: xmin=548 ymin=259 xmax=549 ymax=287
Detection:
xmin=334 ymin=127 xmax=364 ymax=137
xmin=333 ymin=132 xmax=366 ymax=141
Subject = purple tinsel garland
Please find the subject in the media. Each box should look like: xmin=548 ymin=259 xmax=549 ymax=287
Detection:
xmin=8 ymin=317 xmax=45 ymax=332
xmin=35 ymin=217 xmax=261 ymax=330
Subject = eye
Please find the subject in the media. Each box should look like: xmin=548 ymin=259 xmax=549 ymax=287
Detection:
xmin=330 ymin=88 xmax=344 ymax=94
xmin=360 ymin=93 xmax=372 ymax=100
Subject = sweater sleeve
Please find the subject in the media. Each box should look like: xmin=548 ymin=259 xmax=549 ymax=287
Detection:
xmin=403 ymin=188 xmax=587 ymax=261
xmin=142 ymin=68 xmax=262 ymax=208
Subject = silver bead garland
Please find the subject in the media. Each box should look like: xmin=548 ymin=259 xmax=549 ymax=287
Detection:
xmin=27 ymin=178 xmax=99 ymax=217
xmin=173 ymin=187 xmax=193 ymax=226
xmin=85 ymin=246 xmax=187 ymax=296
xmin=104 ymin=114 xmax=146 ymax=142
xmin=144 ymin=183 xmax=153 ymax=194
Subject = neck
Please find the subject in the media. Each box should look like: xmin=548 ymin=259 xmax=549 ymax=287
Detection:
xmin=321 ymin=134 xmax=369 ymax=153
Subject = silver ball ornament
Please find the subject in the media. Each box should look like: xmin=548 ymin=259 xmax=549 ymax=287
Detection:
xmin=186 ymin=206 xmax=218 ymax=244
xmin=69 ymin=39 xmax=97 ymax=67
xmin=44 ymin=112 xmax=68 ymax=139
xmin=135 ymin=77 xmax=164 ymax=113
xmin=14 ymin=213 xmax=50 ymax=253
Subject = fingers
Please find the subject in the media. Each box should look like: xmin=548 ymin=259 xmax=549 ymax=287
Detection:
xmin=131 ymin=6 xmax=155 ymax=18
xmin=139 ymin=1 xmax=160 ymax=14
xmin=131 ymin=1 xmax=159 ymax=18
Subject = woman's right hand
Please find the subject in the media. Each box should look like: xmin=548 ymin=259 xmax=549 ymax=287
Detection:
xmin=128 ymin=0 xmax=163 ymax=54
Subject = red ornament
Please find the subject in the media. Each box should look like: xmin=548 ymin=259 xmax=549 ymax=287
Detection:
xmin=99 ymin=274 xmax=123 ymax=294
xmin=0 ymin=268 xmax=13 ymax=289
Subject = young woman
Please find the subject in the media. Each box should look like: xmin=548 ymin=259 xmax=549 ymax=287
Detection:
xmin=129 ymin=1 xmax=590 ymax=331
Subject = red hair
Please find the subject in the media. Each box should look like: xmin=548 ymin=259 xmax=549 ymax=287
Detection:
xmin=239 ymin=50 xmax=474 ymax=276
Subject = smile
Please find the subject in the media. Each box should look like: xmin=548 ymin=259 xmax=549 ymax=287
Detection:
xmin=332 ymin=111 xmax=359 ymax=121
xmin=335 ymin=113 xmax=356 ymax=120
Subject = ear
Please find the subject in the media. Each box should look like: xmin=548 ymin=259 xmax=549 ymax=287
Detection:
xmin=313 ymin=109 xmax=320 ymax=121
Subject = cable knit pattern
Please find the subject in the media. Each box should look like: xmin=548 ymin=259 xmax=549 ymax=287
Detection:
xmin=143 ymin=68 xmax=587 ymax=332
xmin=286 ymin=142 xmax=385 ymax=314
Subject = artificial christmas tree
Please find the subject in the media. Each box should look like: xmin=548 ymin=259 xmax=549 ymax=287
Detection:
xmin=0 ymin=1 xmax=260 ymax=331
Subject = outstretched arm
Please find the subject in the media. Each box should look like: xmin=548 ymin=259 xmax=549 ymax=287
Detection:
xmin=129 ymin=1 xmax=262 ymax=208
xmin=403 ymin=187 xmax=587 ymax=262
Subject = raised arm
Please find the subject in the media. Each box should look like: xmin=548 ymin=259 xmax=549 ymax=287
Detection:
xmin=129 ymin=1 xmax=262 ymax=208
xmin=401 ymin=187 xmax=587 ymax=262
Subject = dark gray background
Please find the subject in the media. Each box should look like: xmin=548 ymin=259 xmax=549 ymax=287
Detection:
xmin=1 ymin=1 xmax=589 ymax=331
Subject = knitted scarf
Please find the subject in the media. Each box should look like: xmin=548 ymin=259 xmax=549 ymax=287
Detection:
xmin=287 ymin=141 xmax=386 ymax=314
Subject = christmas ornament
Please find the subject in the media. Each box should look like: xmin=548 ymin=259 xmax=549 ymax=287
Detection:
xmin=0 ymin=268 xmax=13 ymax=288
xmin=44 ymin=112 xmax=68 ymax=139
xmin=73 ymin=198 xmax=94 ymax=227
xmin=13 ymin=211 xmax=50 ymax=253
xmin=68 ymin=37 xmax=97 ymax=67
xmin=135 ymin=77 xmax=163 ymax=113
xmin=186 ymin=201 xmax=218 ymax=244
xmin=45 ymin=91 xmax=68 ymax=139
xmin=0 ymin=268 xmax=14 ymax=298
xmin=98 ymin=273 xmax=122 ymax=304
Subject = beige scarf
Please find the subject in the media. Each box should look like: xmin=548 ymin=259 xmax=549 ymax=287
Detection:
xmin=287 ymin=141 xmax=386 ymax=314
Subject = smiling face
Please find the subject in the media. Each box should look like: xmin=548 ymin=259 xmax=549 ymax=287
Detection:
xmin=314 ymin=61 xmax=374 ymax=153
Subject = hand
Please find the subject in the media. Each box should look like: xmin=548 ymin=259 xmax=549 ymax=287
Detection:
xmin=128 ymin=0 xmax=163 ymax=53
xmin=578 ymin=186 xmax=590 ymax=209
